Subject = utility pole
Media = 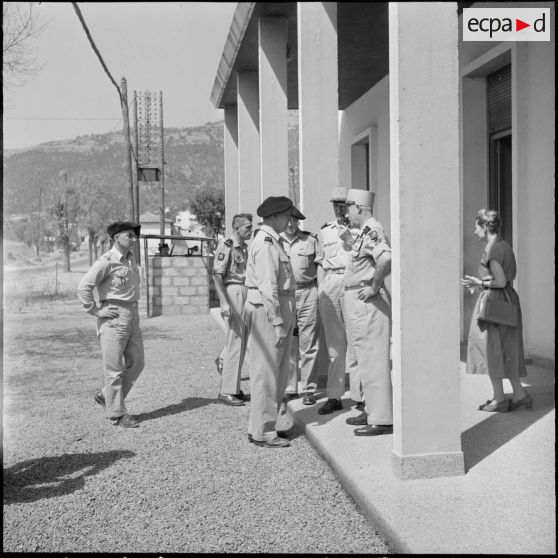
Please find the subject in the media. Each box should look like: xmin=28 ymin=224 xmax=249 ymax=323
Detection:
xmin=159 ymin=91 xmax=165 ymax=236
xmin=62 ymin=172 xmax=70 ymax=272
xmin=121 ymin=77 xmax=136 ymax=223
xmin=36 ymin=183 xmax=42 ymax=257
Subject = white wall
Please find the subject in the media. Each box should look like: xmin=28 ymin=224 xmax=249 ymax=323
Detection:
xmin=339 ymin=75 xmax=391 ymax=234
xmin=459 ymin=3 xmax=555 ymax=363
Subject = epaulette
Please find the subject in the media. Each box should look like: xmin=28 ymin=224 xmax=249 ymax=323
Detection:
xmin=300 ymin=230 xmax=311 ymax=236
xmin=362 ymin=226 xmax=371 ymax=235
xmin=224 ymin=239 xmax=233 ymax=247
xmin=264 ymin=236 xmax=273 ymax=243
xmin=321 ymin=222 xmax=329 ymax=229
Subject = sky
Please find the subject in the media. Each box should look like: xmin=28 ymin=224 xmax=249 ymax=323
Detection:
xmin=3 ymin=2 xmax=238 ymax=149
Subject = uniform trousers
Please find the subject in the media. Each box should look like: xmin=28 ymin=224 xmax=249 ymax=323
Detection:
xmin=97 ymin=301 xmax=145 ymax=419
xmin=287 ymin=283 xmax=320 ymax=394
xmin=318 ymin=273 xmax=360 ymax=400
xmin=343 ymin=287 xmax=393 ymax=425
xmin=244 ymin=296 xmax=295 ymax=442
xmin=220 ymin=283 xmax=248 ymax=394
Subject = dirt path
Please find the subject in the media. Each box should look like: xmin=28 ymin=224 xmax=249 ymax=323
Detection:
xmin=3 ymin=289 xmax=393 ymax=553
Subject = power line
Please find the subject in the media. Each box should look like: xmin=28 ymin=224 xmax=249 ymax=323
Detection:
xmin=71 ymin=2 xmax=121 ymax=99
xmin=5 ymin=117 xmax=122 ymax=121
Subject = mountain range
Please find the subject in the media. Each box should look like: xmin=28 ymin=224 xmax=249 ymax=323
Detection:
xmin=3 ymin=114 xmax=300 ymax=219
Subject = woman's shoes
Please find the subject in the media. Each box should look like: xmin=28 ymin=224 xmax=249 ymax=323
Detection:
xmin=509 ymin=393 xmax=533 ymax=411
xmin=479 ymin=399 xmax=510 ymax=413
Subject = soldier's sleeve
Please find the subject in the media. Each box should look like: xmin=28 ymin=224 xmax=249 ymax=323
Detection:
xmin=362 ymin=224 xmax=391 ymax=261
xmin=314 ymin=230 xmax=325 ymax=266
xmin=77 ymin=257 xmax=110 ymax=316
xmin=311 ymin=234 xmax=321 ymax=265
xmin=255 ymin=239 xmax=283 ymax=326
xmin=212 ymin=242 xmax=231 ymax=275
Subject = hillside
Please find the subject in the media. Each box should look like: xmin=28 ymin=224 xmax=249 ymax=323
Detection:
xmin=3 ymin=115 xmax=300 ymax=219
xmin=3 ymin=121 xmax=225 ymax=217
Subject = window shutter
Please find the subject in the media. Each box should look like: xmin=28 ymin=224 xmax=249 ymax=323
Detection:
xmin=487 ymin=64 xmax=511 ymax=134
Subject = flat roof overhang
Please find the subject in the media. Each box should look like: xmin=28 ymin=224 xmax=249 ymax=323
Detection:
xmin=211 ymin=2 xmax=474 ymax=111
xmin=211 ymin=2 xmax=390 ymax=111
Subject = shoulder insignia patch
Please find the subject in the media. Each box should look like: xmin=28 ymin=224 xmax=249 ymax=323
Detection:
xmin=224 ymin=239 xmax=233 ymax=247
xmin=362 ymin=226 xmax=371 ymax=235
xmin=264 ymin=236 xmax=273 ymax=243
xmin=368 ymin=230 xmax=379 ymax=241
xmin=217 ymin=253 xmax=225 ymax=260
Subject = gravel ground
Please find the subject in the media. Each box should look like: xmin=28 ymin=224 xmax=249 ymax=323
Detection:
xmin=3 ymin=269 xmax=393 ymax=554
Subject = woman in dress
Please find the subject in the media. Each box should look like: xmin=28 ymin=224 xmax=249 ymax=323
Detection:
xmin=461 ymin=209 xmax=532 ymax=413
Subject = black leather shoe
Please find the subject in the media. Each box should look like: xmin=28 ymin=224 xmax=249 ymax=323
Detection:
xmin=346 ymin=411 xmax=367 ymax=425
xmin=114 ymin=414 xmax=139 ymax=428
xmin=302 ymin=393 xmax=316 ymax=405
xmin=318 ymin=398 xmax=343 ymax=415
xmin=354 ymin=424 xmax=393 ymax=436
xmin=218 ymin=393 xmax=245 ymax=406
xmin=284 ymin=392 xmax=299 ymax=401
xmin=94 ymin=391 xmax=106 ymax=409
xmin=237 ymin=390 xmax=250 ymax=402
xmin=252 ymin=437 xmax=290 ymax=448
xmin=354 ymin=401 xmax=365 ymax=411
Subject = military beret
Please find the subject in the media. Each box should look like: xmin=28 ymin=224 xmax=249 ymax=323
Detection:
xmin=290 ymin=205 xmax=306 ymax=220
xmin=107 ymin=221 xmax=141 ymax=238
xmin=256 ymin=196 xmax=293 ymax=218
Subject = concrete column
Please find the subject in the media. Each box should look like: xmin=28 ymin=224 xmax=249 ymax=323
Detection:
xmin=297 ymin=2 xmax=339 ymax=234
xmin=237 ymin=71 xmax=261 ymax=218
xmin=258 ymin=16 xmax=289 ymax=200
xmin=224 ymin=104 xmax=239 ymax=236
xmin=389 ymin=2 xmax=464 ymax=479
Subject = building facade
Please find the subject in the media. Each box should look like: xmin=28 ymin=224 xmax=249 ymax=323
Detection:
xmin=210 ymin=1 xmax=555 ymax=478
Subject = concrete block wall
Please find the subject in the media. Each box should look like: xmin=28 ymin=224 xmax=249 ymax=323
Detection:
xmin=148 ymin=256 xmax=212 ymax=316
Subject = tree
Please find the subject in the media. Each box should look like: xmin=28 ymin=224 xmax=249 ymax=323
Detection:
xmin=190 ymin=187 xmax=225 ymax=238
xmin=2 ymin=2 xmax=45 ymax=92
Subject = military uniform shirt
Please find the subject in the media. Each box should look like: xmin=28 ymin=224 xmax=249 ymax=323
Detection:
xmin=316 ymin=221 xmax=355 ymax=271
xmin=77 ymin=246 xmax=141 ymax=315
xmin=245 ymin=224 xmax=294 ymax=326
xmin=344 ymin=217 xmax=391 ymax=285
xmin=279 ymin=229 xmax=319 ymax=283
xmin=212 ymin=236 xmax=248 ymax=284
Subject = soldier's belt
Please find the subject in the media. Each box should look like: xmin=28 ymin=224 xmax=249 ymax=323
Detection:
xmin=102 ymin=299 xmax=139 ymax=307
xmin=247 ymin=287 xmax=294 ymax=297
xmin=224 ymin=281 xmax=245 ymax=286
xmin=344 ymin=280 xmax=373 ymax=291
xmin=295 ymin=278 xmax=317 ymax=289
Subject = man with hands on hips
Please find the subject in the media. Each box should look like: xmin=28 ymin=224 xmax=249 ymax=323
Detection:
xmin=77 ymin=221 xmax=145 ymax=429
xmin=342 ymin=189 xmax=394 ymax=436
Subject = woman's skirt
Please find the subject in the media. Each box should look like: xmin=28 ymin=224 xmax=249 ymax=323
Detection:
xmin=466 ymin=286 xmax=527 ymax=378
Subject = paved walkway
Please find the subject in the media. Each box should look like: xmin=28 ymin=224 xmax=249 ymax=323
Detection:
xmin=285 ymin=363 xmax=555 ymax=554
xmin=211 ymin=308 xmax=555 ymax=554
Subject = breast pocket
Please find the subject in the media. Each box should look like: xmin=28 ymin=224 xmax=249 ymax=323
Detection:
xmin=297 ymin=248 xmax=315 ymax=269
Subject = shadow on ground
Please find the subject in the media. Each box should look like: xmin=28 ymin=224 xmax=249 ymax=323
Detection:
xmin=461 ymin=370 xmax=555 ymax=473
xmin=3 ymin=450 xmax=135 ymax=504
xmin=134 ymin=397 xmax=219 ymax=423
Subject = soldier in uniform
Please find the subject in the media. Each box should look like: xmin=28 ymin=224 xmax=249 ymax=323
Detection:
xmin=315 ymin=188 xmax=362 ymax=415
xmin=342 ymin=189 xmax=393 ymax=436
xmin=77 ymin=221 xmax=144 ymax=429
xmin=244 ymin=196 xmax=296 ymax=448
xmin=213 ymin=213 xmax=253 ymax=406
xmin=280 ymin=207 xmax=321 ymax=406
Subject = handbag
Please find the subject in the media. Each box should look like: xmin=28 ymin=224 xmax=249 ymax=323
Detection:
xmin=477 ymin=287 xmax=518 ymax=327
